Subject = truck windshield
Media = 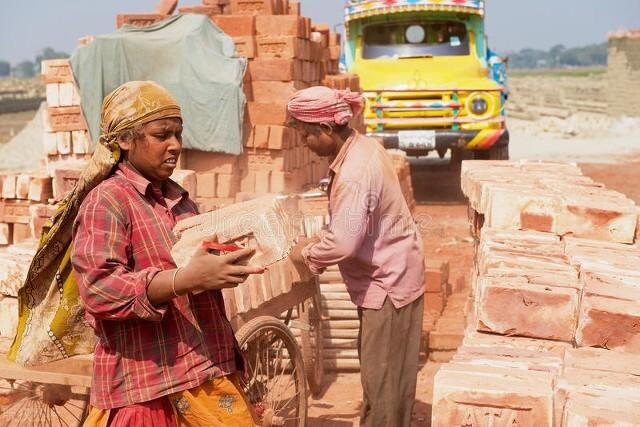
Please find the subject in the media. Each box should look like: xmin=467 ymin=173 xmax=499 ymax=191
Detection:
xmin=362 ymin=20 xmax=469 ymax=59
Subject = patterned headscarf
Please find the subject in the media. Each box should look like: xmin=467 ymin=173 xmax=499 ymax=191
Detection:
xmin=287 ymin=86 xmax=364 ymax=126
xmin=99 ymin=81 xmax=182 ymax=160
xmin=9 ymin=81 xmax=182 ymax=365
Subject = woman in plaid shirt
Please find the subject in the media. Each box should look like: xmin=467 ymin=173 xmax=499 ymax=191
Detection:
xmin=72 ymin=81 xmax=262 ymax=426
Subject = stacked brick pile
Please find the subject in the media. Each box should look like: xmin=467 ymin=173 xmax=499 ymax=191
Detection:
xmin=431 ymin=160 xmax=640 ymax=426
xmin=386 ymin=149 xmax=416 ymax=214
xmin=607 ymin=29 xmax=640 ymax=118
xmin=117 ymin=0 xmax=360 ymax=212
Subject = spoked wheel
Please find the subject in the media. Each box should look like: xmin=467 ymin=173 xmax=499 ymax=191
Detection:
xmin=299 ymin=287 xmax=324 ymax=397
xmin=0 ymin=380 xmax=89 ymax=426
xmin=236 ymin=316 xmax=307 ymax=427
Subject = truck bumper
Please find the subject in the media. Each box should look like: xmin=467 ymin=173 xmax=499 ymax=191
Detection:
xmin=369 ymin=128 xmax=509 ymax=156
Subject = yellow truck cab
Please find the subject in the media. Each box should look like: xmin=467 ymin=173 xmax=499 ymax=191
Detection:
xmin=343 ymin=0 xmax=509 ymax=161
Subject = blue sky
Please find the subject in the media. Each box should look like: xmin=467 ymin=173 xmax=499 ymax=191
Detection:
xmin=1 ymin=0 xmax=639 ymax=63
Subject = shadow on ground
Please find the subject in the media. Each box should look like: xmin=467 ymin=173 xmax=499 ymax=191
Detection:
xmin=409 ymin=157 xmax=466 ymax=205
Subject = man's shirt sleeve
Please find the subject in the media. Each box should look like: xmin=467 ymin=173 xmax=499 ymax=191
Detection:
xmin=72 ymin=192 xmax=167 ymax=321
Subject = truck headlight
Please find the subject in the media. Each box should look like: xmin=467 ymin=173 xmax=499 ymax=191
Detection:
xmin=466 ymin=92 xmax=494 ymax=119
xmin=470 ymin=97 xmax=488 ymax=115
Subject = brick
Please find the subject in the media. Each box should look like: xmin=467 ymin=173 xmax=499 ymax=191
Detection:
xmin=287 ymin=0 xmax=300 ymax=15
xmin=170 ymin=169 xmax=197 ymax=197
xmin=252 ymin=125 xmax=270 ymax=149
xmin=424 ymin=291 xmax=445 ymax=314
xmin=251 ymin=170 xmax=269 ymax=194
xmin=270 ymin=171 xmax=292 ymax=193
xmin=58 ymin=82 xmax=75 ymax=107
xmin=27 ymin=176 xmax=53 ymax=203
xmin=43 ymin=132 xmax=58 ymax=156
xmin=71 ymin=130 xmax=90 ymax=154
xmin=246 ymin=102 xmax=287 ymax=125
xmin=240 ymin=170 xmax=256 ymax=193
xmin=229 ymin=0 xmax=274 ymax=15
xmin=1 ymin=175 xmax=15 ymax=199
xmin=562 ymin=394 xmax=640 ymax=426
xmin=46 ymin=84 xmax=60 ymax=107
xmin=248 ymin=59 xmax=303 ymax=81
xmin=0 ymin=201 xmax=31 ymax=224
xmin=0 ymin=223 xmax=11 ymax=245
xmin=183 ymin=150 xmax=239 ymax=174
xmin=0 ymin=297 xmax=18 ymax=338
xmin=432 ymin=364 xmax=554 ymax=427
xmin=216 ymin=173 xmax=239 ymax=198
xmin=329 ymin=31 xmax=341 ymax=46
xmin=56 ymin=131 xmax=72 ymax=155
xmin=233 ymin=36 xmax=256 ymax=58
xmin=116 ymin=13 xmax=167 ymax=29
xmin=424 ymin=260 xmax=449 ymax=293
xmin=12 ymin=223 xmax=31 ymax=244
xmin=52 ymin=166 xmax=82 ymax=201
xmin=196 ymin=172 xmax=216 ymax=198
xmin=46 ymin=107 xmax=85 ymax=132
xmin=256 ymin=36 xmax=306 ymax=60
xmin=177 ymin=5 xmax=219 ymax=16
xmin=267 ymin=125 xmax=294 ymax=150
xmin=476 ymin=278 xmax=580 ymax=342
xmin=575 ymin=294 xmax=640 ymax=353
xmin=251 ymin=80 xmax=307 ymax=102
xmin=211 ymin=15 xmax=255 ymax=36
xmin=255 ymin=15 xmax=306 ymax=37
xmin=41 ymin=59 xmax=73 ymax=84
xmin=15 ymin=175 xmax=30 ymax=200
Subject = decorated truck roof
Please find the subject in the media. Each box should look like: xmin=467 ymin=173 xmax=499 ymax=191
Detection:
xmin=345 ymin=0 xmax=485 ymax=22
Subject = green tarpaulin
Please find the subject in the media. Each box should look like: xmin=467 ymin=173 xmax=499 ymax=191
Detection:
xmin=70 ymin=14 xmax=246 ymax=154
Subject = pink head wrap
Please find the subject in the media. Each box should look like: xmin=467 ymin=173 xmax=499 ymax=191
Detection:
xmin=287 ymin=86 xmax=364 ymax=126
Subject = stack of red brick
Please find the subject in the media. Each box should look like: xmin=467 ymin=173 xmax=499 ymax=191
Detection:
xmin=118 ymin=0 xmax=362 ymax=213
xmin=0 ymin=58 xmax=91 ymax=248
xmin=42 ymin=60 xmax=92 ymax=175
xmin=387 ymin=149 xmax=416 ymax=214
xmin=431 ymin=160 xmax=640 ymax=426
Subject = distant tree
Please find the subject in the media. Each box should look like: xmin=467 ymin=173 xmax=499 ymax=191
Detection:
xmin=13 ymin=60 xmax=36 ymax=78
xmin=0 ymin=60 xmax=10 ymax=77
xmin=508 ymin=42 xmax=607 ymax=69
xmin=549 ymin=44 xmax=566 ymax=67
xmin=34 ymin=47 xmax=69 ymax=73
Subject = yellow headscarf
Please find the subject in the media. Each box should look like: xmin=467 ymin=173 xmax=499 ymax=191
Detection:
xmin=10 ymin=81 xmax=182 ymax=365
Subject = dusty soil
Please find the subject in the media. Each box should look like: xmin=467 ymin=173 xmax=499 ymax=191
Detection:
xmin=0 ymin=110 xmax=37 ymax=145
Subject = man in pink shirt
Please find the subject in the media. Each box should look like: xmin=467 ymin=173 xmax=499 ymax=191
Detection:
xmin=287 ymin=86 xmax=425 ymax=427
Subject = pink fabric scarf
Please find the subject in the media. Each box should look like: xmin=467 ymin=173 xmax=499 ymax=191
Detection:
xmin=287 ymin=86 xmax=364 ymax=125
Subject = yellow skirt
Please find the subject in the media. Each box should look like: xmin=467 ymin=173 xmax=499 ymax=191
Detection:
xmin=83 ymin=374 xmax=259 ymax=427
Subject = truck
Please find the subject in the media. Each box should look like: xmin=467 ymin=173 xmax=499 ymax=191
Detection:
xmin=343 ymin=0 xmax=509 ymax=161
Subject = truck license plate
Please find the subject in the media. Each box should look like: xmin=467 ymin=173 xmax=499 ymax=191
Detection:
xmin=398 ymin=130 xmax=436 ymax=150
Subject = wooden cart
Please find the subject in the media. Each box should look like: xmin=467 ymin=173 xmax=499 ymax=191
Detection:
xmin=0 ymin=277 xmax=324 ymax=427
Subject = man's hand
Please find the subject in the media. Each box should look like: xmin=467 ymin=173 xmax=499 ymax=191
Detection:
xmin=182 ymin=235 xmax=264 ymax=293
xmin=288 ymin=235 xmax=320 ymax=272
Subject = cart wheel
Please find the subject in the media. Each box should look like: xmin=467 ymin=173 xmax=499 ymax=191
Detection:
xmin=236 ymin=316 xmax=307 ymax=427
xmin=299 ymin=290 xmax=324 ymax=397
xmin=0 ymin=380 xmax=89 ymax=426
